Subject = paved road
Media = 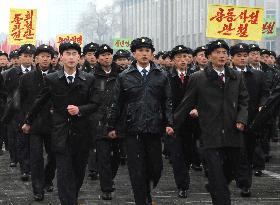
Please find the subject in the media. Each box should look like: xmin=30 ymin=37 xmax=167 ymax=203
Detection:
xmin=0 ymin=142 xmax=280 ymax=205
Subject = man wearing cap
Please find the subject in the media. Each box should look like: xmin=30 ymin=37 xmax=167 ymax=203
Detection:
xmin=0 ymin=51 xmax=9 ymax=72
xmin=21 ymin=41 xmax=98 ymax=205
xmin=162 ymin=51 xmax=174 ymax=71
xmin=107 ymin=37 xmax=174 ymax=205
xmin=175 ymin=39 xmax=248 ymax=205
xmin=14 ymin=44 xmax=56 ymax=201
xmin=91 ymin=44 xmax=122 ymax=200
xmin=168 ymin=45 xmax=195 ymax=198
xmin=113 ymin=49 xmax=131 ymax=70
xmin=82 ymin=42 xmax=99 ymax=74
xmin=2 ymin=44 xmax=36 ymax=179
xmin=230 ymin=43 xmax=269 ymax=197
xmin=9 ymin=50 xmax=20 ymax=68
xmin=51 ymin=50 xmax=62 ymax=71
xmin=154 ymin=51 xmax=165 ymax=67
xmin=192 ymin=46 xmax=208 ymax=72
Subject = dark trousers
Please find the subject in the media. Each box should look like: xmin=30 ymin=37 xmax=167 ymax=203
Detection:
xmin=88 ymin=146 xmax=98 ymax=174
xmin=7 ymin=121 xmax=18 ymax=163
xmin=204 ymin=147 xmax=241 ymax=205
xmin=30 ymin=134 xmax=56 ymax=194
xmin=126 ymin=134 xmax=163 ymax=205
xmin=96 ymin=138 xmax=121 ymax=192
xmin=17 ymin=131 xmax=30 ymax=174
xmin=169 ymin=135 xmax=191 ymax=190
xmin=253 ymin=138 xmax=265 ymax=170
xmin=56 ymin=144 xmax=89 ymax=205
xmin=0 ymin=124 xmax=8 ymax=150
xmin=236 ymin=132 xmax=256 ymax=189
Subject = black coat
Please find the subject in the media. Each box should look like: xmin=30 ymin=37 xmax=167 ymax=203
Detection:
xmin=174 ymin=64 xmax=249 ymax=149
xmin=108 ymin=61 xmax=173 ymax=135
xmin=91 ymin=62 xmax=121 ymax=139
xmin=25 ymin=69 xmax=98 ymax=153
xmin=81 ymin=61 xmax=95 ymax=74
xmin=233 ymin=66 xmax=269 ymax=125
xmin=18 ymin=66 xmax=56 ymax=135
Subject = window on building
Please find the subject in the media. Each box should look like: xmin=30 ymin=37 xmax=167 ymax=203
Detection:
xmin=266 ymin=10 xmax=276 ymax=18
xmin=266 ymin=40 xmax=276 ymax=51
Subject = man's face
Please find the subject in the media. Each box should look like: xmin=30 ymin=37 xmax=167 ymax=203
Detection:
xmin=61 ymin=49 xmax=80 ymax=69
xmin=260 ymin=54 xmax=270 ymax=64
xmin=11 ymin=57 xmax=20 ymax=67
xmin=194 ymin=51 xmax=208 ymax=66
xmin=186 ymin=54 xmax=193 ymax=65
xmin=165 ymin=57 xmax=174 ymax=67
xmin=116 ymin=57 xmax=129 ymax=68
xmin=208 ymin=48 xmax=228 ymax=68
xmin=248 ymin=51 xmax=260 ymax=65
xmin=79 ymin=56 xmax=85 ymax=66
xmin=19 ymin=53 xmax=34 ymax=68
xmin=133 ymin=48 xmax=153 ymax=66
xmin=85 ymin=52 xmax=97 ymax=66
xmin=98 ymin=52 xmax=113 ymax=68
xmin=270 ymin=55 xmax=276 ymax=66
xmin=51 ymin=55 xmax=59 ymax=66
xmin=36 ymin=52 xmax=52 ymax=70
xmin=231 ymin=52 xmax=249 ymax=68
xmin=173 ymin=53 xmax=188 ymax=71
xmin=0 ymin=55 xmax=9 ymax=67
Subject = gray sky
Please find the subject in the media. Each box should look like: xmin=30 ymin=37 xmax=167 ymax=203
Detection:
xmin=0 ymin=0 xmax=114 ymax=41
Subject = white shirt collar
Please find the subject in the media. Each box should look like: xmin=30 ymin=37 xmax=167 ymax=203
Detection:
xmin=213 ymin=68 xmax=225 ymax=76
xmin=177 ymin=70 xmax=186 ymax=76
xmin=235 ymin=66 xmax=247 ymax=72
xmin=64 ymin=71 xmax=76 ymax=83
xmin=21 ymin=65 xmax=31 ymax=73
xmin=41 ymin=70 xmax=49 ymax=75
xmin=136 ymin=63 xmax=151 ymax=75
xmin=250 ymin=63 xmax=261 ymax=70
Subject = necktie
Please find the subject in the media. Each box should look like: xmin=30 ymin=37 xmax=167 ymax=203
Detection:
xmin=142 ymin=69 xmax=148 ymax=80
xmin=42 ymin=72 xmax=47 ymax=77
xmin=25 ymin=68 xmax=29 ymax=73
xmin=179 ymin=73 xmax=185 ymax=84
xmin=219 ymin=73 xmax=225 ymax=84
xmin=67 ymin=76 xmax=74 ymax=84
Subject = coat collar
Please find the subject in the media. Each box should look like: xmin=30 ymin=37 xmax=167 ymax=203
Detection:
xmin=94 ymin=62 xmax=120 ymax=77
xmin=204 ymin=63 xmax=237 ymax=81
xmin=58 ymin=67 xmax=86 ymax=81
xmin=126 ymin=60 xmax=161 ymax=74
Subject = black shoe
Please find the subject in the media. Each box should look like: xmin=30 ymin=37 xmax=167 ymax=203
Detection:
xmin=21 ymin=173 xmax=29 ymax=181
xmin=34 ymin=193 xmax=44 ymax=201
xmin=191 ymin=164 xmax=203 ymax=171
xmin=178 ymin=189 xmax=188 ymax=198
xmin=44 ymin=184 xmax=54 ymax=192
xmin=9 ymin=162 xmax=17 ymax=167
xmin=88 ymin=171 xmax=98 ymax=180
xmin=254 ymin=170 xmax=263 ymax=177
xmin=101 ymin=192 xmax=112 ymax=200
xmin=240 ymin=187 xmax=251 ymax=197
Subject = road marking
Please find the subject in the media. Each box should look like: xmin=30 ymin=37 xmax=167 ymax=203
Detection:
xmin=263 ymin=170 xmax=280 ymax=180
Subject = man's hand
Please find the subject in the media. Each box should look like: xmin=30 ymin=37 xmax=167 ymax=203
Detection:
xmin=67 ymin=105 xmax=79 ymax=116
xmin=22 ymin=124 xmax=31 ymax=134
xmin=108 ymin=130 xmax=118 ymax=139
xmin=236 ymin=122 xmax=245 ymax=131
xmin=189 ymin=109 xmax=198 ymax=118
xmin=258 ymin=106 xmax=263 ymax=112
xmin=166 ymin=127 xmax=174 ymax=136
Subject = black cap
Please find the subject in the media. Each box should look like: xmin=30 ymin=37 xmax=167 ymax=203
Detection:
xmin=269 ymin=51 xmax=277 ymax=58
xmin=9 ymin=50 xmax=19 ymax=59
xmin=18 ymin=44 xmax=36 ymax=56
xmin=155 ymin=51 xmax=165 ymax=59
xmin=113 ymin=49 xmax=131 ymax=61
xmin=162 ymin=51 xmax=171 ymax=60
xmin=53 ymin=50 xmax=59 ymax=57
xmin=59 ymin=41 xmax=81 ymax=55
xmin=230 ymin=43 xmax=249 ymax=56
xmin=130 ymin=37 xmax=155 ymax=52
xmin=248 ymin=44 xmax=261 ymax=52
xmin=260 ymin=49 xmax=270 ymax=56
xmin=0 ymin=51 xmax=8 ymax=58
xmin=35 ymin=44 xmax=55 ymax=58
xmin=83 ymin=42 xmax=99 ymax=55
xmin=193 ymin=46 xmax=207 ymax=57
xmin=170 ymin=45 xmax=193 ymax=59
xmin=95 ymin=44 xmax=113 ymax=58
xmin=205 ymin=39 xmax=229 ymax=57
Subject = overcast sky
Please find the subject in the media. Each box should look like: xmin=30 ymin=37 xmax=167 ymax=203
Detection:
xmin=0 ymin=0 xmax=114 ymax=41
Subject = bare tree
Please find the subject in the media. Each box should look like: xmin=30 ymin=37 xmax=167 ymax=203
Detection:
xmin=76 ymin=1 xmax=121 ymax=45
